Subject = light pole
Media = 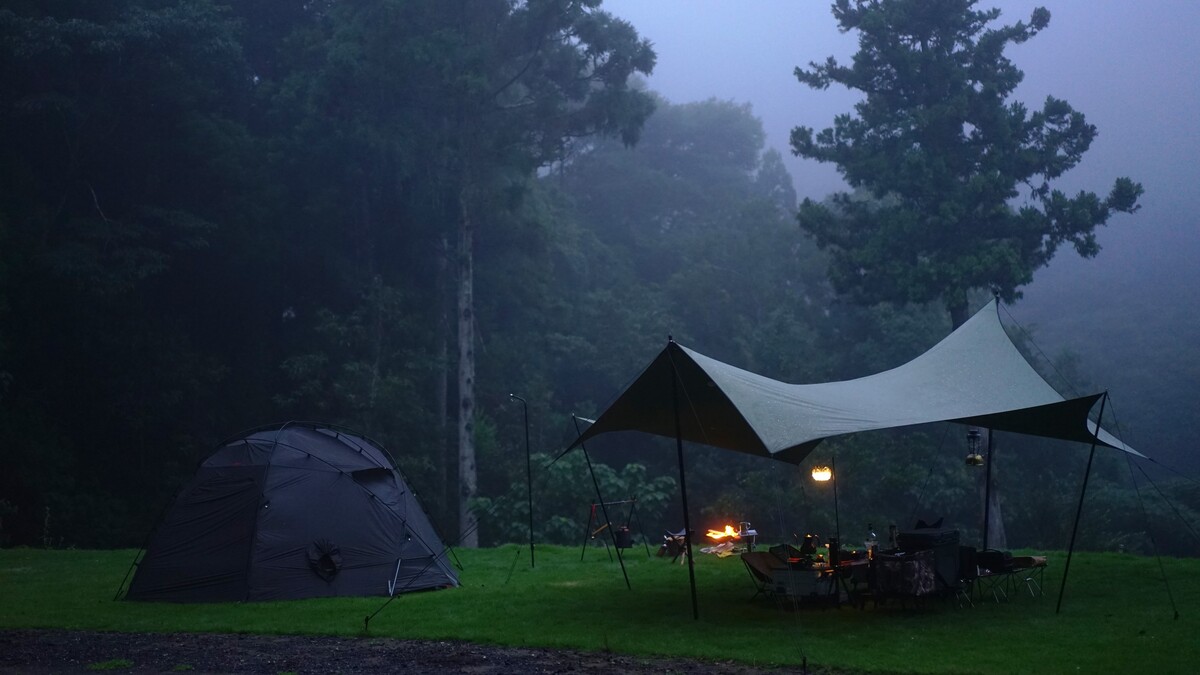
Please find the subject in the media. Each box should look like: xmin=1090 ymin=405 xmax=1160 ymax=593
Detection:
xmin=509 ymin=394 xmax=534 ymax=568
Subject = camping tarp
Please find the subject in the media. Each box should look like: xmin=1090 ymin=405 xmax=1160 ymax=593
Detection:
xmin=571 ymin=300 xmax=1138 ymax=463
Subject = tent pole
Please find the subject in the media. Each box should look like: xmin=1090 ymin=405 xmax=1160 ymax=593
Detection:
xmin=573 ymin=415 xmax=631 ymax=590
xmin=1056 ymin=392 xmax=1108 ymax=615
xmin=669 ymin=341 xmax=700 ymax=620
xmin=983 ymin=428 xmax=994 ymax=550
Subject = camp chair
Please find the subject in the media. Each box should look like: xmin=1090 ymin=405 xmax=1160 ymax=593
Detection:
xmin=974 ymin=549 xmax=1013 ymax=603
xmin=1009 ymin=555 xmax=1048 ymax=597
xmin=768 ymin=543 xmax=805 ymax=564
xmin=741 ymin=551 xmax=787 ymax=601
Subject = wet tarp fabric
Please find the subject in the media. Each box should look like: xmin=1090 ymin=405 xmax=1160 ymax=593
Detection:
xmin=127 ymin=424 xmax=458 ymax=602
xmin=571 ymin=300 xmax=1138 ymax=463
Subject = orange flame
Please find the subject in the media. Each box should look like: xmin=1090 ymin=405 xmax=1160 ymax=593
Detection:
xmin=706 ymin=524 xmax=740 ymax=541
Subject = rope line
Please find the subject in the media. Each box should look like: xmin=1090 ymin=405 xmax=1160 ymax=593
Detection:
xmin=909 ymin=424 xmax=951 ymax=525
xmin=1136 ymin=463 xmax=1200 ymax=548
xmin=1125 ymin=455 xmax=1181 ymax=619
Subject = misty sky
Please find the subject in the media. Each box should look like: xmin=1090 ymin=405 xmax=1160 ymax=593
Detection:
xmin=603 ymin=1 xmax=1198 ymax=238
xmin=601 ymin=0 xmax=1200 ymax=460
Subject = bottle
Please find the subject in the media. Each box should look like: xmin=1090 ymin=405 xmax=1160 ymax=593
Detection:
xmin=866 ymin=523 xmax=878 ymax=559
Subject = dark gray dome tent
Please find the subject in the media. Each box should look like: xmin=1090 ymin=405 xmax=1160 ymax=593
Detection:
xmin=125 ymin=423 xmax=457 ymax=602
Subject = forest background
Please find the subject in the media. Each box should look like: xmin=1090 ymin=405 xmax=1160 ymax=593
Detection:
xmin=1 ymin=0 xmax=1196 ymax=559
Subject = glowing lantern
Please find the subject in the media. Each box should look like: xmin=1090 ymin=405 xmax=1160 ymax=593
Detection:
xmin=966 ymin=428 xmax=984 ymax=466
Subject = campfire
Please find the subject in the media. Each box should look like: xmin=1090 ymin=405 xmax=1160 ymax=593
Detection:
xmin=702 ymin=521 xmax=758 ymax=555
xmin=705 ymin=524 xmax=740 ymax=540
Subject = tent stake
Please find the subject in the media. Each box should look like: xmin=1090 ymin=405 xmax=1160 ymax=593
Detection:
xmin=1056 ymin=392 xmax=1108 ymax=615
xmin=669 ymin=340 xmax=700 ymax=620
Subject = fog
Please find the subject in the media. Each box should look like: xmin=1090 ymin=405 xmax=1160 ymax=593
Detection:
xmin=604 ymin=0 xmax=1200 ymax=465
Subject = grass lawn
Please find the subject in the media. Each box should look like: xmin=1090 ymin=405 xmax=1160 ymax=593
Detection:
xmin=1 ymin=544 xmax=1195 ymax=673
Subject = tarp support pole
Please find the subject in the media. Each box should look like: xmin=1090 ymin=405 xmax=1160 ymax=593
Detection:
xmin=573 ymin=415 xmax=631 ymax=590
xmin=669 ymin=341 xmax=700 ymax=620
xmin=1056 ymin=391 xmax=1108 ymax=615
xmin=983 ymin=428 xmax=994 ymax=549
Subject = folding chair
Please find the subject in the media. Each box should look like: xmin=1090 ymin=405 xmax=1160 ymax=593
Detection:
xmin=974 ymin=549 xmax=1012 ymax=603
xmin=1009 ymin=555 xmax=1048 ymax=598
xmin=740 ymin=551 xmax=787 ymax=601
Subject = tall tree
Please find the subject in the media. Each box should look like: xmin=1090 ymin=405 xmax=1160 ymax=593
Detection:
xmin=376 ymin=0 xmax=656 ymax=546
xmin=0 ymin=1 xmax=257 ymax=544
xmin=790 ymin=0 xmax=1143 ymax=549
xmin=791 ymin=0 xmax=1142 ymax=327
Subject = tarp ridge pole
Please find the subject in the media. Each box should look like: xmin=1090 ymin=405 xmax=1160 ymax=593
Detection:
xmin=1056 ymin=391 xmax=1108 ymax=615
xmin=573 ymin=414 xmax=631 ymax=590
xmin=668 ymin=340 xmax=700 ymax=620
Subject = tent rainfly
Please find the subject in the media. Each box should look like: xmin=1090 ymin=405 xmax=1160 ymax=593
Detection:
xmin=125 ymin=423 xmax=458 ymax=602
xmin=569 ymin=299 xmax=1138 ymax=463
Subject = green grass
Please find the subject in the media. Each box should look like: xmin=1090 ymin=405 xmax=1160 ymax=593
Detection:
xmin=1 ymin=545 xmax=1196 ymax=673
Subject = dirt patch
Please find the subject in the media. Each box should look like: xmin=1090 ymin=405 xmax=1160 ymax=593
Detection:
xmin=0 ymin=629 xmax=819 ymax=674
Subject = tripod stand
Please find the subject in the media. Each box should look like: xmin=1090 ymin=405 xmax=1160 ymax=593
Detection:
xmin=580 ymin=497 xmax=652 ymax=561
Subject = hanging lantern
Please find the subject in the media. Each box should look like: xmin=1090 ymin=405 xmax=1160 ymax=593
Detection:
xmin=966 ymin=428 xmax=984 ymax=466
xmin=811 ymin=464 xmax=833 ymax=482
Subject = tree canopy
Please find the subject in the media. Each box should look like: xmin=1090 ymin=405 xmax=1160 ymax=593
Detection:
xmin=0 ymin=0 xmax=1191 ymax=558
xmin=791 ymin=0 xmax=1143 ymax=326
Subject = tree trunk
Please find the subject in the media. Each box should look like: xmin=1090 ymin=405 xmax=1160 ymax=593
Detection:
xmin=981 ymin=431 xmax=1008 ymax=550
xmin=985 ymin=482 xmax=1007 ymax=549
xmin=456 ymin=191 xmax=478 ymax=548
xmin=955 ymin=300 xmax=1008 ymax=550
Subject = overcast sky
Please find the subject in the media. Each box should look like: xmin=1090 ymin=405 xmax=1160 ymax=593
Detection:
xmin=600 ymin=0 xmax=1200 ymax=310
xmin=601 ymin=0 xmax=1200 ymax=459
xmin=603 ymin=1 xmax=1198 ymax=230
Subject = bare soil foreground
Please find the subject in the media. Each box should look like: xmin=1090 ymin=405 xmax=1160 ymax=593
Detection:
xmin=0 ymin=630 xmax=824 ymax=674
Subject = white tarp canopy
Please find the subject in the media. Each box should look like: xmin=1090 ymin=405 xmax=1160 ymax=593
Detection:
xmin=571 ymin=300 xmax=1139 ymax=463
